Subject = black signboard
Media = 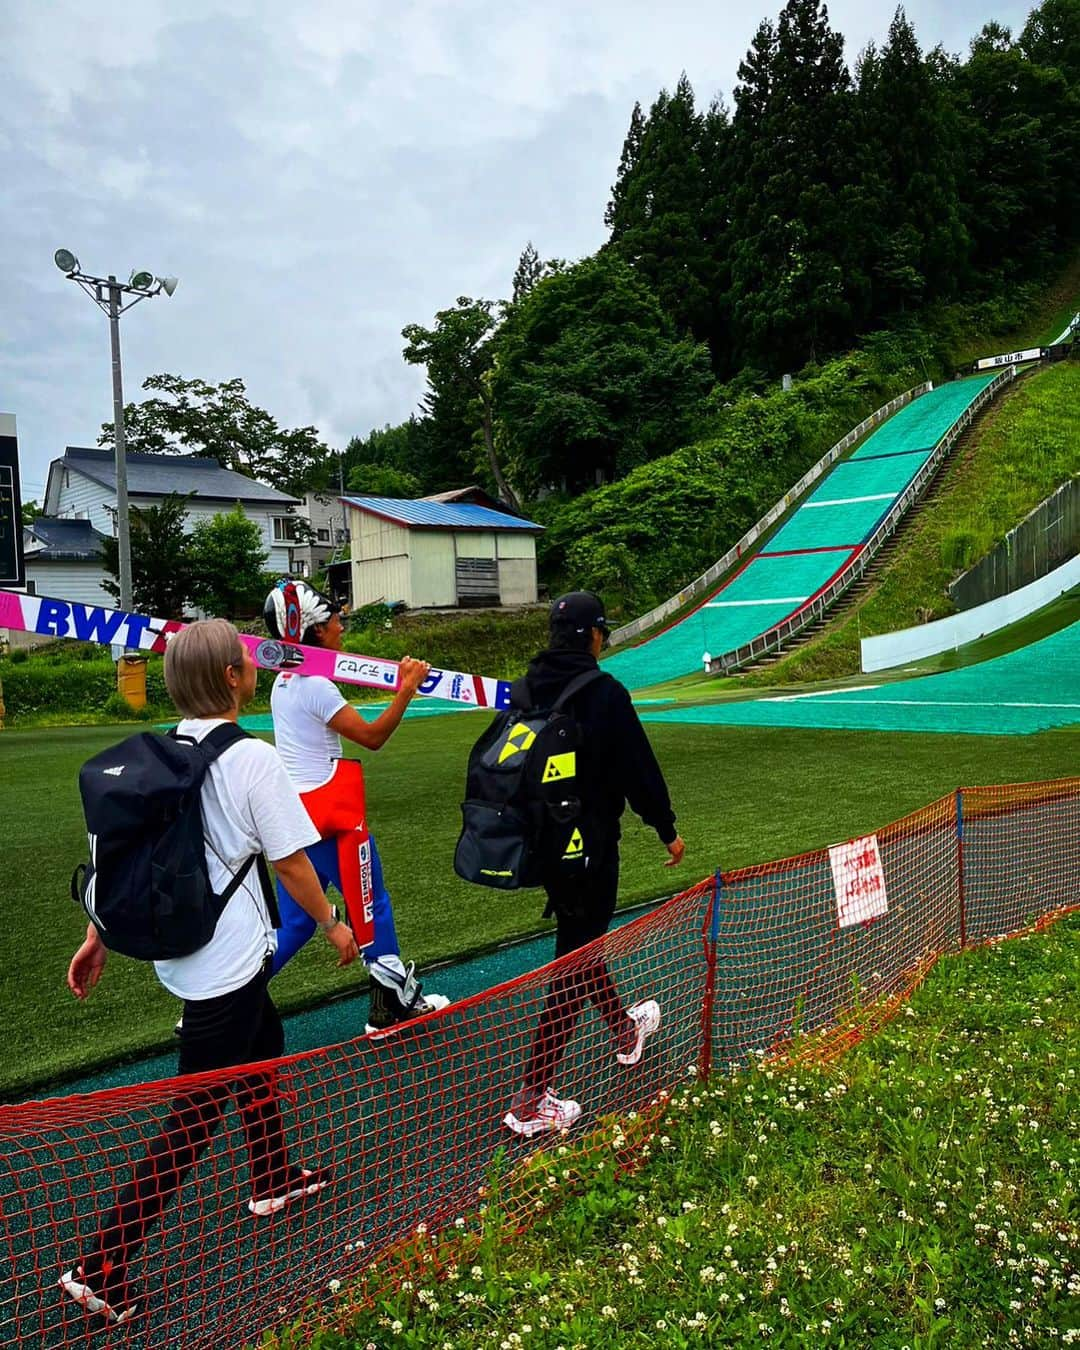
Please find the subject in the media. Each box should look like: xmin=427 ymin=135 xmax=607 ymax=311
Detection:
xmin=0 ymin=422 xmax=25 ymax=587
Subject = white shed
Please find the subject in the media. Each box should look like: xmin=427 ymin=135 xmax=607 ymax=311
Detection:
xmin=344 ymin=494 xmax=543 ymax=609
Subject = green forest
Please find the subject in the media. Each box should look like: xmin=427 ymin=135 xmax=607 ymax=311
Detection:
xmin=105 ymin=0 xmax=1080 ymax=618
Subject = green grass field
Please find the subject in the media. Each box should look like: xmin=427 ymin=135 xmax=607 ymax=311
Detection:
xmin=3 ymin=713 xmax=1080 ymax=1099
xmin=295 ymin=910 xmax=1080 ymax=1349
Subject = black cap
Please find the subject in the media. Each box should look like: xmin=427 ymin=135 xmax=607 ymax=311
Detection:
xmin=550 ymin=591 xmax=609 ymax=635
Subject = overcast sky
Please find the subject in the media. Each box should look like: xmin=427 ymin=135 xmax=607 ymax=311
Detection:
xmin=3 ymin=0 xmax=1037 ymax=502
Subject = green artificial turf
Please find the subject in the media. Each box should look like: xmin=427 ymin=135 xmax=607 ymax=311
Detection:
xmin=2 ymin=714 xmax=1080 ymax=1098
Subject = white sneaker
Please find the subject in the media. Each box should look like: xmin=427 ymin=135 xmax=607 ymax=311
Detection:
xmin=248 ymin=1166 xmax=331 ymax=1217
xmin=58 ymin=1267 xmax=138 ymax=1325
xmin=503 ymin=1088 xmax=583 ymax=1137
xmin=617 ymin=1000 xmax=661 ymax=1066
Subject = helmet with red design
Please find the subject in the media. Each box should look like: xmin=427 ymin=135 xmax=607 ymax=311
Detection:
xmin=263 ymin=578 xmax=338 ymax=647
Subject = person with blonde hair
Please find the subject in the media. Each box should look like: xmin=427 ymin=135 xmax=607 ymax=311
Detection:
xmin=60 ymin=618 xmax=358 ymax=1326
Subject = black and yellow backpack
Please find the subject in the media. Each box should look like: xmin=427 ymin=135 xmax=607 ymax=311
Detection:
xmin=454 ymin=670 xmax=604 ymax=890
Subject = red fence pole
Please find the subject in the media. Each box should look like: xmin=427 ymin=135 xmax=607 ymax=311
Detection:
xmin=699 ymin=868 xmax=723 ymax=1079
xmin=956 ymin=787 xmax=967 ymax=950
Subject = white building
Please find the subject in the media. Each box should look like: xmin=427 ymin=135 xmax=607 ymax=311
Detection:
xmin=43 ymin=446 xmax=302 ymax=574
xmin=288 ymin=491 xmax=349 ymax=579
xmin=344 ymin=492 xmax=543 ymax=609
xmin=22 ymin=517 xmax=112 ymax=607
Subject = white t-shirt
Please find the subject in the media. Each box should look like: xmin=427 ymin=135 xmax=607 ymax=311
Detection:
xmin=270 ymin=673 xmax=348 ymax=790
xmin=153 ymin=718 xmax=321 ymax=1002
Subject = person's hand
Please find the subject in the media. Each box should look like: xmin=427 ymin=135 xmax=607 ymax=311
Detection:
xmin=397 ymin=656 xmax=431 ymax=697
xmin=68 ymin=930 xmax=107 ymax=999
xmin=664 ymin=835 xmax=686 ymax=868
xmin=326 ymin=920 xmax=360 ymax=967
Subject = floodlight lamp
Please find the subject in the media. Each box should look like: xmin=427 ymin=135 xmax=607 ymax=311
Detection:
xmin=129 ymin=269 xmax=155 ymax=290
xmin=158 ymin=275 xmax=179 ymax=297
xmin=54 ymin=248 xmax=79 ymax=274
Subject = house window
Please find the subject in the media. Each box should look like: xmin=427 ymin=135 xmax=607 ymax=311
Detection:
xmin=335 ymin=528 xmax=348 ymax=544
xmin=317 ymin=528 xmax=330 ymax=542
xmin=273 ymin=517 xmax=297 ymax=542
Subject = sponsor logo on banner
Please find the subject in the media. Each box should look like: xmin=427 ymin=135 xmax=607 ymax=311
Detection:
xmin=333 ymin=653 xmax=400 ymax=687
xmin=31 ymin=597 xmax=156 ymax=650
xmin=419 ymin=668 xmax=443 ymax=695
xmin=451 ymin=673 xmax=465 ymax=700
xmin=828 ymin=833 xmax=888 ymax=929
xmin=974 ymin=347 xmax=1042 ymax=371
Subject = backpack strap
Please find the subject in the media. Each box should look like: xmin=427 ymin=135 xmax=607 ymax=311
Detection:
xmin=552 ymin=667 xmax=606 ymax=713
xmin=167 ymin=722 xmax=282 ymax=929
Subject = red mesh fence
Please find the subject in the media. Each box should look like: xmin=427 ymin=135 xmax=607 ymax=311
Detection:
xmin=2 ymin=778 xmax=1078 ymax=1348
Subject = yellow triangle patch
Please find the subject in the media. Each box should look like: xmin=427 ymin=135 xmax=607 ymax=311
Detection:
xmin=563 ymin=827 xmax=584 ymax=858
xmin=497 ymin=722 xmax=536 ymax=765
xmin=542 ymin=751 xmax=576 ymax=782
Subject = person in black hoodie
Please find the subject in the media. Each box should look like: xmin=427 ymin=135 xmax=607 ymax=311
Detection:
xmin=504 ymin=591 xmax=685 ymax=1136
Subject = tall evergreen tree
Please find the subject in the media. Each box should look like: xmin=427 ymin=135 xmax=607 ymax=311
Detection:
xmin=855 ymin=10 xmax=969 ymax=312
xmin=604 ymin=101 xmax=646 ymax=232
xmin=512 ymin=242 xmax=544 ymax=304
xmin=728 ymin=2 xmax=855 ymax=367
xmin=604 ymin=76 xmax=718 ymax=353
xmin=1020 ymin=0 xmax=1080 ymax=248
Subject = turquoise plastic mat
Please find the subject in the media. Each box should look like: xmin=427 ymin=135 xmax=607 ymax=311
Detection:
xmin=719 ymin=548 xmax=852 ymax=602
xmin=238 ymin=697 xmax=473 ymax=734
xmin=602 ymin=376 xmax=999 ymax=691
xmin=805 ymin=448 xmax=935 ymax=502
xmin=849 ymin=374 xmax=997 ymax=459
xmin=604 ymin=601 xmax=796 ymax=687
xmin=641 ymin=616 xmax=1080 ymax=737
xmin=765 ymin=496 xmax=896 ymax=551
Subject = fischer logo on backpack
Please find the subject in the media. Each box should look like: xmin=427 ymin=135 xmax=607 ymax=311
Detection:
xmin=71 ymin=723 xmax=278 ymax=961
xmin=454 ymin=669 xmax=604 ymax=890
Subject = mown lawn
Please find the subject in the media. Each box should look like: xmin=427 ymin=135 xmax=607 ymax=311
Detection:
xmin=283 ymin=911 xmax=1080 ymax=1350
xmin=2 ymin=714 xmax=1080 ymax=1098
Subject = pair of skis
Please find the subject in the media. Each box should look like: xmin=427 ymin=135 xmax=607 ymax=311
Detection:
xmin=0 ymin=588 xmax=513 ymax=710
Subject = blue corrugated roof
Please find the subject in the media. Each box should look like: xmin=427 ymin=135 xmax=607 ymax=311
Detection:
xmin=343 ymin=496 xmax=543 ymax=531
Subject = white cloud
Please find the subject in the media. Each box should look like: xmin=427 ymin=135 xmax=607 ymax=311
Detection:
xmin=1 ymin=0 xmax=1038 ymax=494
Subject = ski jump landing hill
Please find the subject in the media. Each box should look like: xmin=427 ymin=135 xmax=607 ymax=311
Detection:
xmin=603 ymin=371 xmax=1011 ymax=690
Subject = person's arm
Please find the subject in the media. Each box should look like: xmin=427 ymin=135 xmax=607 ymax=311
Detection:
xmin=271 ymin=849 xmax=360 ymax=966
xmin=328 ymin=656 xmax=430 ymax=751
xmin=607 ymin=683 xmax=684 ymax=866
xmin=67 ymin=923 xmax=107 ymax=999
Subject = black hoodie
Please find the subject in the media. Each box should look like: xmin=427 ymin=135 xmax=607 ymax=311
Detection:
xmin=518 ymin=647 xmax=677 ymax=847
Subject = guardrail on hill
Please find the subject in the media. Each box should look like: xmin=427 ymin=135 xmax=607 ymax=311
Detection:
xmin=711 ymin=367 xmax=1016 ymax=673
xmin=608 ymin=382 xmax=934 ymax=648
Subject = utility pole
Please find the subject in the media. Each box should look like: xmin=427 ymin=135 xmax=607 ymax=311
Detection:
xmin=53 ymin=250 xmax=178 ymax=613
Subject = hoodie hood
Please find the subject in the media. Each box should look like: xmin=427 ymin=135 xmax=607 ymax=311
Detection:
xmin=522 ymin=647 xmax=599 ymax=709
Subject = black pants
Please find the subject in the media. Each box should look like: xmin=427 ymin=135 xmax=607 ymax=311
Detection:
xmin=523 ymin=847 xmax=629 ymax=1097
xmin=83 ymin=963 xmax=289 ymax=1283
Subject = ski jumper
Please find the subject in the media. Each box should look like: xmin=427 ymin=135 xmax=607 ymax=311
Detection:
xmin=269 ymin=672 xmax=399 ymax=971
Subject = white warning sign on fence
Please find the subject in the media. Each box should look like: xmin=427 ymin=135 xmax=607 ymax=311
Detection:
xmin=829 ymin=833 xmax=888 ymax=929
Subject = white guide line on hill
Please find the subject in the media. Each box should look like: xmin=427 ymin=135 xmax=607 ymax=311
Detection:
xmin=803 ymin=493 xmax=897 ymax=508
xmin=704 ymin=597 xmax=810 ymax=608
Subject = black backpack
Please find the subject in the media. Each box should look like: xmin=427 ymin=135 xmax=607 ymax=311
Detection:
xmin=454 ymin=669 xmax=605 ymax=890
xmin=71 ymin=723 xmax=279 ymax=961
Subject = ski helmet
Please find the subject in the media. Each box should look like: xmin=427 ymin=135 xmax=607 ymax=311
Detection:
xmin=264 ymin=578 xmax=338 ymax=646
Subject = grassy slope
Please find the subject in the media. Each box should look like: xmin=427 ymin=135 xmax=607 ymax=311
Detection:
xmin=739 ymin=359 xmax=1080 ymax=688
xmin=302 ymin=911 xmax=1080 ymax=1350
xmin=3 ymin=714 xmax=1080 ymax=1097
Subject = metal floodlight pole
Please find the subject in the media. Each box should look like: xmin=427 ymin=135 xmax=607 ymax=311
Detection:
xmin=106 ymin=277 xmax=134 ymax=611
xmin=53 ymin=251 xmax=178 ymax=617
